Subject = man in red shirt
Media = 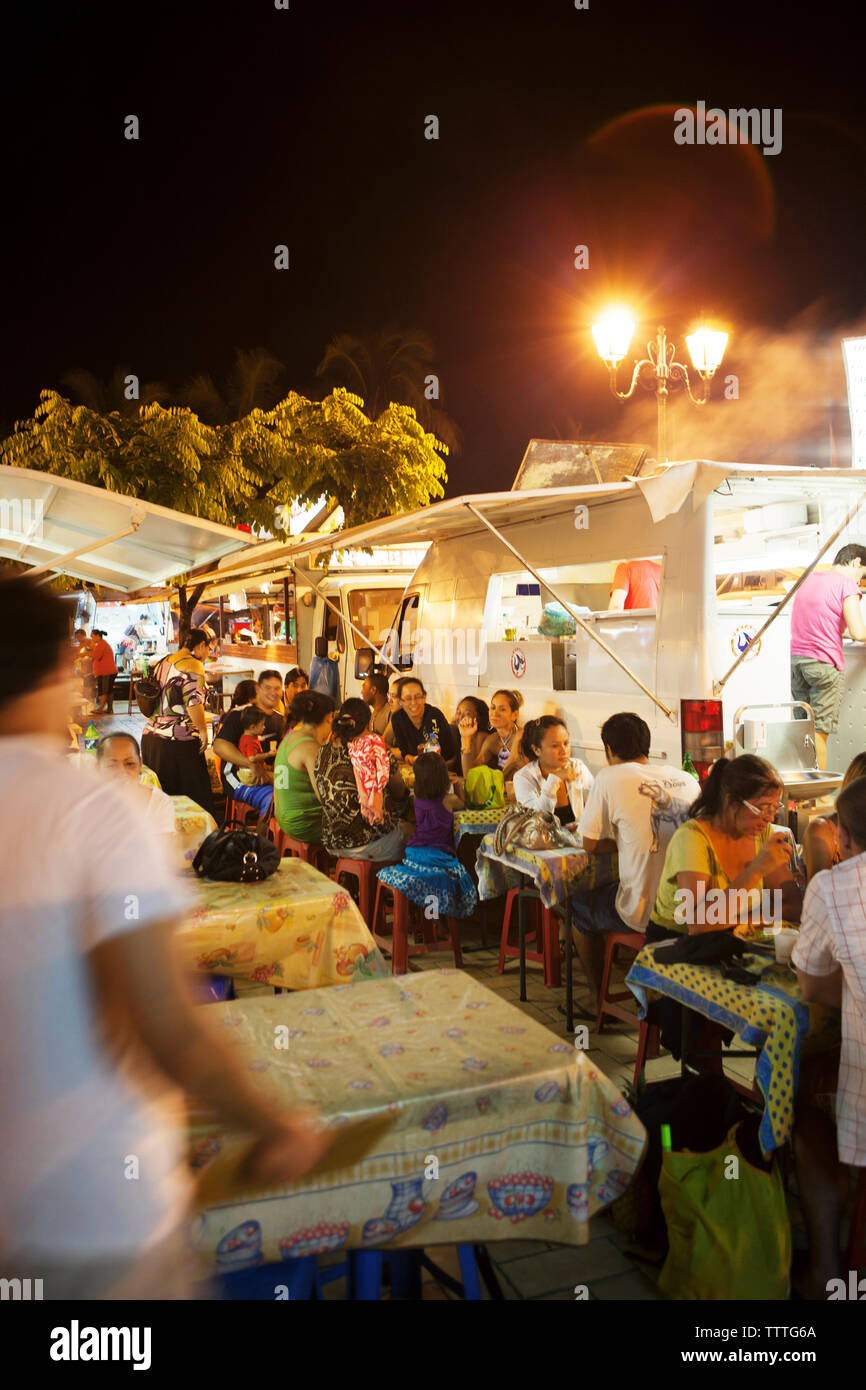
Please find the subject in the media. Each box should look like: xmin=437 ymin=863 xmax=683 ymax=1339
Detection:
xmin=91 ymin=629 xmax=118 ymax=716
xmin=608 ymin=558 xmax=662 ymax=611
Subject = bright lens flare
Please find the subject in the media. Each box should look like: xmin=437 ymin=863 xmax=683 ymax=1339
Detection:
xmin=591 ymin=309 xmax=636 ymax=366
xmin=686 ymin=327 xmax=728 ymax=378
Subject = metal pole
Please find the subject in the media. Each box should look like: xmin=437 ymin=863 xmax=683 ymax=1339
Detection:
xmin=463 ymin=502 xmax=677 ymax=721
xmin=287 ymin=563 xmax=396 ymax=670
xmin=713 ymin=486 xmax=866 ymax=694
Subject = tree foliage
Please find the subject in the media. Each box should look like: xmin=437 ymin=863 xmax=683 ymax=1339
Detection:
xmin=0 ymin=386 xmax=448 ymax=537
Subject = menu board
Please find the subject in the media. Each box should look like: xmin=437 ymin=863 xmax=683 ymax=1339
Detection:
xmin=842 ymin=337 xmax=866 ymax=469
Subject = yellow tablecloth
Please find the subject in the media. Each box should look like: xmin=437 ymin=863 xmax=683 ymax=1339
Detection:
xmin=171 ymin=795 xmax=218 ymax=867
xmin=178 ymin=858 xmax=388 ymax=989
xmin=187 ymin=970 xmax=646 ymax=1273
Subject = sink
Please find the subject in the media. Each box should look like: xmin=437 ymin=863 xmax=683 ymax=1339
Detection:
xmin=779 ymin=769 xmax=845 ymax=801
xmin=781 ymin=770 xmax=844 ymax=782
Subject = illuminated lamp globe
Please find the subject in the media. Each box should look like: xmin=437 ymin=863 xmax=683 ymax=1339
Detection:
xmin=591 ymin=309 xmax=635 ymax=367
xmin=686 ymin=327 xmax=728 ymax=379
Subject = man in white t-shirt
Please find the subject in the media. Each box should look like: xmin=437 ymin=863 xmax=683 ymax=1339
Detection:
xmin=573 ymin=712 xmax=699 ymax=1017
xmin=791 ymin=777 xmax=866 ymax=1300
xmin=0 ymin=577 xmax=332 ymax=1300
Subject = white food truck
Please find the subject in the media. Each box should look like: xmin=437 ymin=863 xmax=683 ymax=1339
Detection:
xmin=278 ymin=458 xmax=866 ymax=780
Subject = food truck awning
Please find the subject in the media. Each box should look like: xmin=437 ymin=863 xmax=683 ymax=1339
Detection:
xmin=0 ymin=466 xmax=254 ymax=591
xmin=245 ymin=462 xmax=866 ymax=561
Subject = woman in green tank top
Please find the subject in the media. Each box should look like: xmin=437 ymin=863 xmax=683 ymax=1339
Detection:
xmin=274 ymin=691 xmax=335 ymax=842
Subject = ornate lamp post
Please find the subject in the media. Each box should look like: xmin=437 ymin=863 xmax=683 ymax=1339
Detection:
xmin=591 ymin=308 xmax=728 ymax=463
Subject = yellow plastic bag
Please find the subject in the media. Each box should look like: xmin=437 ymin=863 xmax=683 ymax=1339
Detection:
xmin=658 ymin=1123 xmax=790 ymax=1300
xmin=464 ymin=766 xmax=505 ymax=809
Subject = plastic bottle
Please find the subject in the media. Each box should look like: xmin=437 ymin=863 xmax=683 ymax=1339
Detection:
xmin=423 ymin=720 xmax=441 ymax=755
xmin=682 ymin=752 xmax=699 ymax=781
xmin=84 ymin=721 xmax=100 ymax=754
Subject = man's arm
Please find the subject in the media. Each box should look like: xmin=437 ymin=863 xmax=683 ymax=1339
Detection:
xmin=607 ymin=590 xmax=627 ymax=612
xmin=796 ymin=965 xmax=843 ymax=1007
xmin=842 ymin=593 xmax=866 ymax=641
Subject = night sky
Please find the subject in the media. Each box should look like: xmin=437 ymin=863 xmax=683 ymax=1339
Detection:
xmin=4 ymin=0 xmax=866 ymax=493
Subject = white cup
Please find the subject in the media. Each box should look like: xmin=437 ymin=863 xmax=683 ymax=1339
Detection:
xmin=774 ymin=929 xmax=798 ymax=964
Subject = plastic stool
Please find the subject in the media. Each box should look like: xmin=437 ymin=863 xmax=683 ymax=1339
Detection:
xmin=333 ymin=856 xmax=394 ymax=926
xmin=268 ymin=817 xmax=330 ymax=872
xmin=595 ymin=931 xmax=646 ymax=1032
xmin=373 ymin=881 xmax=463 ymax=975
xmin=225 ymin=797 xmax=259 ymax=829
xmin=497 ymin=886 xmax=560 ymax=987
xmin=349 ymin=1246 xmax=482 ymax=1300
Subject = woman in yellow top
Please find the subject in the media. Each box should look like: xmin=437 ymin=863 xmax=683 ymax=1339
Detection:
xmin=650 ymin=753 xmax=803 ymax=939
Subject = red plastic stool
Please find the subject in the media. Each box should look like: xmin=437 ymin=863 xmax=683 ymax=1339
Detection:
xmin=225 ymin=796 xmax=260 ymax=829
xmin=268 ymin=818 xmax=330 ymax=873
xmin=373 ymin=881 xmax=463 ymax=975
xmin=596 ymin=931 xmax=646 ymax=1032
xmin=847 ymin=1168 xmax=866 ymax=1272
xmin=334 ymin=857 xmax=398 ymax=926
xmin=496 ymin=887 xmax=560 ymax=987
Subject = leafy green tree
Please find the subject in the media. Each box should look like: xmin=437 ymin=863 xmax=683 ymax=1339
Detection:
xmin=316 ymin=325 xmax=462 ymax=456
xmin=1 ymin=388 xmax=448 ymax=634
xmin=61 ymin=365 xmax=172 ymax=418
xmin=176 ymin=347 xmax=286 ymax=426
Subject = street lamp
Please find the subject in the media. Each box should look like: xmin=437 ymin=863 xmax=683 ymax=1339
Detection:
xmin=591 ymin=308 xmax=728 ymax=463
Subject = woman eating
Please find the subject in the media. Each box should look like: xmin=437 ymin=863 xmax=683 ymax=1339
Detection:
xmin=314 ymin=699 xmax=409 ymax=861
xmin=650 ymin=753 xmax=803 ymax=937
xmin=513 ymin=716 xmax=593 ymax=826
xmin=455 ymin=696 xmax=491 ymax=773
xmin=272 ymin=691 xmax=335 ymax=843
xmin=388 ymin=678 xmax=457 ymax=769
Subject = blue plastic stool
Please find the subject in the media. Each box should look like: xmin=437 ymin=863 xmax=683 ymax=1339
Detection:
xmin=349 ymin=1246 xmax=482 ymax=1300
xmin=206 ymin=1254 xmax=348 ymax=1300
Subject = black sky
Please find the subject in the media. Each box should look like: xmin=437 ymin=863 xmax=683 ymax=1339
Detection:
xmin=3 ymin=0 xmax=866 ymax=493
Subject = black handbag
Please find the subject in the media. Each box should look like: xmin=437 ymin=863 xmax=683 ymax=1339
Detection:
xmin=192 ymin=826 xmax=281 ymax=883
xmin=134 ymin=678 xmax=161 ymax=717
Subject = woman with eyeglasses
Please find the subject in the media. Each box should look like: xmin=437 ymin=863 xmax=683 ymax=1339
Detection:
xmin=388 ymin=678 xmax=458 ymax=770
xmin=650 ymin=753 xmax=803 ymax=938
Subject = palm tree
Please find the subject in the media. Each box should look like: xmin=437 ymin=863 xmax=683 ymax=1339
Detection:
xmin=60 ymin=366 xmax=171 ymax=417
xmin=177 ymin=347 xmax=286 ymax=426
xmin=316 ymin=325 xmax=462 ymax=454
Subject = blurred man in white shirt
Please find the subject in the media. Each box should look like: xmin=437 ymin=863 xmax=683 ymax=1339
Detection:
xmin=0 ymin=577 xmax=330 ymax=1300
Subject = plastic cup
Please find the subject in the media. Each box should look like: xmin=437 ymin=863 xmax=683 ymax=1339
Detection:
xmin=504 ymin=628 xmax=516 ymax=642
xmin=774 ymin=929 xmax=798 ymax=964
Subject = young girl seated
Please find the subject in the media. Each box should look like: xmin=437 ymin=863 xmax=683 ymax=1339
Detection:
xmin=344 ymin=699 xmax=391 ymax=824
xmin=409 ymin=751 xmax=465 ymax=852
xmin=377 ymin=753 xmax=477 ymax=921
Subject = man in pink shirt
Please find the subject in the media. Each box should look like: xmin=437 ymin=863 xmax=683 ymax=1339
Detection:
xmin=790 ymin=544 xmax=866 ymax=768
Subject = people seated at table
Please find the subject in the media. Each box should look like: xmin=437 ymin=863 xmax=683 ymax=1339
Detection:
xmin=142 ymin=628 xmax=215 ymax=816
xmin=212 ymin=669 xmax=285 ymax=822
xmin=649 ymin=754 xmax=804 ymax=938
xmin=378 ymin=751 xmax=477 ymax=919
xmin=273 ymin=691 xmax=335 ymax=843
xmin=96 ymin=732 xmax=176 ymax=834
xmin=388 ymin=677 xmax=458 ymax=769
xmin=513 ymin=716 xmax=593 ymax=826
xmin=802 ymin=751 xmax=866 ymax=879
xmin=314 ymin=698 xmax=409 ymax=860
xmin=0 ymin=576 xmax=331 ymax=1300
xmin=341 ymin=697 xmax=391 ymax=824
xmin=572 ymin=712 xmax=699 ymax=1015
xmin=362 ymin=671 xmax=392 ymax=738
xmin=791 ymin=775 xmax=866 ymax=1300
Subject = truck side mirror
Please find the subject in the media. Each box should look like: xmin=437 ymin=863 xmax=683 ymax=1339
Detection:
xmin=355 ymin=646 xmax=374 ymax=680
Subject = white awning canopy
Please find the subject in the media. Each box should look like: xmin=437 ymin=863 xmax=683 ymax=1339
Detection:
xmin=0 ymin=466 xmax=253 ymax=591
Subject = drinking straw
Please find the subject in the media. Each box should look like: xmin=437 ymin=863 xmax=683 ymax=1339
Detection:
xmin=660 ymin=1123 xmax=672 ymax=1152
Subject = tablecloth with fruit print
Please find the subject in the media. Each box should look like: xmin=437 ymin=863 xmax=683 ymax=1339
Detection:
xmin=176 ymin=858 xmax=388 ymax=989
xmin=171 ymin=795 xmax=218 ymax=867
xmin=185 ymin=970 xmax=646 ymax=1275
